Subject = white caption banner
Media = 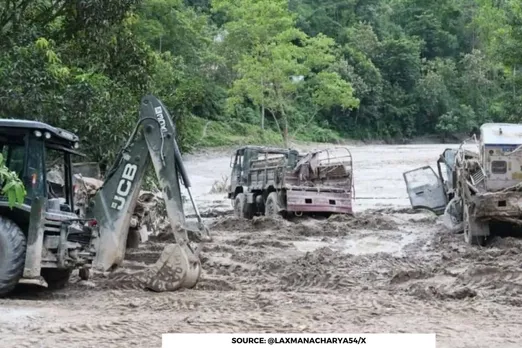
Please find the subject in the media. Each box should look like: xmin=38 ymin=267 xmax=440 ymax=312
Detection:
xmin=162 ymin=333 xmax=436 ymax=348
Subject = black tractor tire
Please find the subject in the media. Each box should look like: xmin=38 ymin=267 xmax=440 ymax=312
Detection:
xmin=41 ymin=268 xmax=72 ymax=290
xmin=265 ymin=192 xmax=282 ymax=217
xmin=0 ymin=216 xmax=27 ymax=297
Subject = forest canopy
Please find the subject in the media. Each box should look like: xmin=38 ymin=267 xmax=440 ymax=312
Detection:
xmin=0 ymin=0 xmax=521 ymax=168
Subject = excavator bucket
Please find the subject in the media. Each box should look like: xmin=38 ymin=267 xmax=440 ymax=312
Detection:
xmin=144 ymin=244 xmax=201 ymax=291
xmin=98 ymin=243 xmax=202 ymax=291
xmin=85 ymin=94 xmax=210 ymax=291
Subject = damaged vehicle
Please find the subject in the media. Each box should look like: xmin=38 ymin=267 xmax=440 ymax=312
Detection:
xmin=403 ymin=123 xmax=522 ymax=246
xmin=227 ymin=146 xmax=354 ymax=218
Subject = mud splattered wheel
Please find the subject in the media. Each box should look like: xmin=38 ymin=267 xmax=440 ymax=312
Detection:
xmin=265 ymin=192 xmax=281 ymax=217
xmin=234 ymin=193 xmax=252 ymax=219
xmin=41 ymin=269 xmax=72 ymax=290
xmin=0 ymin=216 xmax=26 ymax=297
xmin=463 ymin=204 xmax=488 ymax=246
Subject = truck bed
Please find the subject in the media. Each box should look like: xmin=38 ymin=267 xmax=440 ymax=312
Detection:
xmin=247 ymin=149 xmax=353 ymax=214
xmin=248 ymin=155 xmax=352 ymax=190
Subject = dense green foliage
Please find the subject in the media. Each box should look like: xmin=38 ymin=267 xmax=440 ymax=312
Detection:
xmin=1 ymin=0 xmax=521 ymax=167
xmin=0 ymin=154 xmax=25 ymax=207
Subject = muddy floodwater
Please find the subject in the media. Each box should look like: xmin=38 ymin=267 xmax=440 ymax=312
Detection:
xmin=2 ymin=143 xmax=522 ymax=348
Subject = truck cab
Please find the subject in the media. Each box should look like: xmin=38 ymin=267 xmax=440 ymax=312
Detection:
xmin=479 ymin=123 xmax=522 ymax=191
xmin=227 ymin=146 xmax=300 ymax=201
xmin=0 ymin=119 xmax=97 ymax=296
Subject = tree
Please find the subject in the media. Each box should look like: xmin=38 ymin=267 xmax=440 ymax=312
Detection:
xmin=2 ymin=0 xmax=521 ymax=154
xmin=213 ymin=0 xmax=358 ymax=146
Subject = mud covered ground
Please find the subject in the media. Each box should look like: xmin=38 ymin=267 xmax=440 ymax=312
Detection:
xmin=2 ymin=144 xmax=522 ymax=348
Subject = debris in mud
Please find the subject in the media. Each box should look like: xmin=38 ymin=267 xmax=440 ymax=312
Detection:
xmin=501 ymin=297 xmax=522 ymax=307
xmin=294 ymin=222 xmax=353 ymax=237
xmin=227 ymin=235 xmax=292 ymax=249
xmin=251 ymin=240 xmax=291 ymax=249
xmin=367 ymin=207 xmax=419 ymax=215
xmin=209 ymin=175 xmax=229 ymax=194
xmin=390 ymin=270 xmax=431 ymax=284
xmin=328 ymin=213 xmax=399 ymax=230
xmin=408 ymin=284 xmax=477 ymax=300
xmin=74 ymin=175 xmax=170 ymax=240
xmin=251 ymin=216 xmax=291 ymax=229
xmin=259 ymin=258 xmax=289 ymax=272
xmin=293 ymin=247 xmax=340 ymax=267
xmin=73 ymin=176 xmax=103 ymax=217
xmin=187 ymin=209 xmax=233 ymax=218
xmin=95 ymin=244 xmax=201 ymax=292
xmin=202 ymin=244 xmax=236 ymax=254
xmin=487 ymin=236 xmax=522 ymax=250
xmin=439 ymin=286 xmax=477 ymax=300
xmin=195 ymin=278 xmax=236 ymax=291
xmin=211 ymin=211 xmax=400 ymax=243
xmin=293 ymin=223 xmax=322 ymax=237
xmin=408 ymin=215 xmax=438 ymax=223
xmin=231 ymin=250 xmax=268 ymax=263
xmin=308 ymin=246 xmax=336 ymax=256
xmin=210 ymin=216 xmax=291 ymax=232
xmin=460 ymin=265 xmax=505 ymax=279
xmin=276 ymin=247 xmax=357 ymax=291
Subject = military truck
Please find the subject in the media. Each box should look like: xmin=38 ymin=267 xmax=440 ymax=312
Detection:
xmin=227 ymin=146 xmax=354 ymax=218
xmin=403 ymin=123 xmax=522 ymax=246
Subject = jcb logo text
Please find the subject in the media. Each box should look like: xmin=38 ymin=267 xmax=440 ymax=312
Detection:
xmin=111 ymin=163 xmax=138 ymax=210
xmin=154 ymin=106 xmax=168 ymax=134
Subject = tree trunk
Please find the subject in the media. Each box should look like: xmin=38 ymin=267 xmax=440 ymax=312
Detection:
xmin=274 ymin=87 xmax=288 ymax=147
xmin=268 ymin=109 xmax=284 ymax=144
xmin=282 ymin=109 xmax=288 ymax=148
xmin=260 ymin=77 xmax=264 ymax=130
xmin=261 ymin=103 xmax=265 ymax=130
xmin=283 ymin=121 xmax=288 ymax=147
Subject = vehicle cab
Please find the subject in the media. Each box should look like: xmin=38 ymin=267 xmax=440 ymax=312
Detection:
xmin=479 ymin=123 xmax=522 ymax=191
xmin=0 ymin=119 xmax=83 ymax=218
xmin=227 ymin=146 xmax=299 ymax=200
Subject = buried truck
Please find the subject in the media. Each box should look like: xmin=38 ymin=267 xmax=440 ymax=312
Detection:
xmin=227 ymin=145 xmax=354 ymax=219
xmin=0 ymin=95 xmax=211 ymax=297
xmin=403 ymin=123 xmax=522 ymax=246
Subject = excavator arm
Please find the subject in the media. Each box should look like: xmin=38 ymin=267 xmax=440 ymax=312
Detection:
xmin=87 ymin=95 xmax=211 ymax=291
